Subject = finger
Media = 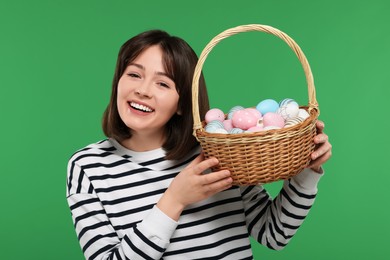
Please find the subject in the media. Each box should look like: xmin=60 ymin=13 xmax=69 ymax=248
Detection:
xmin=192 ymin=157 xmax=219 ymax=175
xmin=316 ymin=120 xmax=324 ymax=130
xmin=203 ymin=175 xmax=233 ymax=195
xmin=185 ymin=153 xmax=205 ymax=169
xmin=202 ymin=169 xmax=231 ymax=185
xmin=314 ymin=133 xmax=328 ymax=145
xmin=312 ymin=142 xmax=332 ymax=160
xmin=309 ymin=149 xmax=332 ymax=169
xmin=316 ymin=120 xmax=325 ymax=134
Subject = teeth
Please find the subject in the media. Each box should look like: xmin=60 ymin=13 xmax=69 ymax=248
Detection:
xmin=130 ymin=102 xmax=153 ymax=112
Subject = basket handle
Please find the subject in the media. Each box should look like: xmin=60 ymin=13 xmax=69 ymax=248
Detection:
xmin=192 ymin=24 xmax=319 ymax=137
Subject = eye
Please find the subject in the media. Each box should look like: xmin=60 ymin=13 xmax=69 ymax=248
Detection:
xmin=158 ymin=82 xmax=170 ymax=88
xmin=127 ymin=73 xmax=140 ymax=78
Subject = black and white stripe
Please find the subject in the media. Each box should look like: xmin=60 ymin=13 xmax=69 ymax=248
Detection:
xmin=66 ymin=138 xmax=319 ymax=259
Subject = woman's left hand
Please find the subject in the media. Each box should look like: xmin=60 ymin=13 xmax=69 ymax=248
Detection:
xmin=308 ymin=120 xmax=332 ymax=173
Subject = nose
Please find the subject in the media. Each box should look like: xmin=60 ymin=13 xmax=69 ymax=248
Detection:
xmin=135 ymin=80 xmax=152 ymax=98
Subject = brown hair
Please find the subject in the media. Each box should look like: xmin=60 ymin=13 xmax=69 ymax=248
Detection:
xmin=102 ymin=30 xmax=210 ymax=160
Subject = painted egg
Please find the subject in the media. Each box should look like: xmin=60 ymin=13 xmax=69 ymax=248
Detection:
xmin=205 ymin=120 xmax=224 ymax=133
xmin=257 ymin=118 xmax=264 ymax=128
xmin=213 ymin=128 xmax=228 ymax=134
xmin=205 ymin=124 xmax=218 ymax=133
xmin=277 ymin=102 xmax=299 ymax=120
xmin=246 ymin=125 xmax=264 ymax=133
xmin=279 ymin=98 xmax=298 ymax=107
xmin=298 ymin=108 xmax=310 ymax=120
xmin=227 ymin=105 xmax=245 ymax=119
xmin=263 ymin=125 xmax=282 ymax=131
xmin=229 ymin=128 xmax=245 ymax=134
xmin=285 ymin=117 xmax=305 ymax=128
xmin=222 ymin=119 xmax=234 ymax=132
xmin=245 ymin=108 xmax=262 ymax=120
xmin=256 ymin=99 xmax=279 ymax=115
xmin=263 ymin=112 xmax=285 ymax=128
xmin=232 ymin=109 xmax=258 ymax=130
xmin=205 ymin=108 xmax=225 ymax=123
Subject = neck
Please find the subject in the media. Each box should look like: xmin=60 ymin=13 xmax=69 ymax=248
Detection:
xmin=121 ymin=130 xmax=166 ymax=152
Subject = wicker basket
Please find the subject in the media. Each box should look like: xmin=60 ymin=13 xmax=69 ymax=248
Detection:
xmin=191 ymin=24 xmax=319 ymax=185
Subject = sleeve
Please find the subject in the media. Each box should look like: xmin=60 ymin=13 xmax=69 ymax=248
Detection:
xmin=66 ymin=160 xmax=178 ymax=260
xmin=241 ymin=168 xmax=323 ymax=250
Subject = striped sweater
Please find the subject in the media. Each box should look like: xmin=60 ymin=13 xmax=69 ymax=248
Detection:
xmin=66 ymin=138 xmax=322 ymax=260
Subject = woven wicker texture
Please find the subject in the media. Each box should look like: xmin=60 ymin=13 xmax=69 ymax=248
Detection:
xmin=191 ymin=24 xmax=320 ymax=185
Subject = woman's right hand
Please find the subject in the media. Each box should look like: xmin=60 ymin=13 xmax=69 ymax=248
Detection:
xmin=156 ymin=154 xmax=233 ymax=221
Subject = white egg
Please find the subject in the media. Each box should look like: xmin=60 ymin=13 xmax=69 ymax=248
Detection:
xmin=298 ymin=109 xmax=310 ymax=120
xmin=263 ymin=126 xmax=281 ymax=131
xmin=284 ymin=117 xmax=305 ymax=128
xmin=279 ymin=98 xmax=298 ymax=107
xmin=257 ymin=118 xmax=264 ymax=127
xmin=277 ymin=102 xmax=299 ymax=120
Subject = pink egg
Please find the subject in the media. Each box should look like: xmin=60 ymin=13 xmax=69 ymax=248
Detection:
xmin=223 ymin=119 xmax=233 ymax=132
xmin=205 ymin=108 xmax=225 ymax=123
xmin=263 ymin=112 xmax=285 ymax=128
xmin=245 ymin=108 xmax=262 ymax=120
xmin=232 ymin=109 xmax=258 ymax=130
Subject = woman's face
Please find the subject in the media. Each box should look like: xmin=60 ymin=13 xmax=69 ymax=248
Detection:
xmin=117 ymin=45 xmax=180 ymax=138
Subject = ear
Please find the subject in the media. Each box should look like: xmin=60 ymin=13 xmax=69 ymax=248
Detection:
xmin=176 ymin=102 xmax=182 ymax=115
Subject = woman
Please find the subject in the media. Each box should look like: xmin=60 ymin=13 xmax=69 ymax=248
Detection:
xmin=66 ymin=29 xmax=332 ymax=259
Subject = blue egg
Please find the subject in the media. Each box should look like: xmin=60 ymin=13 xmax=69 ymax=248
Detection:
xmin=229 ymin=128 xmax=244 ymax=134
xmin=256 ymin=99 xmax=279 ymax=115
xmin=207 ymin=120 xmax=224 ymax=129
xmin=205 ymin=120 xmax=225 ymax=133
xmin=205 ymin=124 xmax=218 ymax=133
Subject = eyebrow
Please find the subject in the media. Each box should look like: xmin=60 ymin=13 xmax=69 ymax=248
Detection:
xmin=128 ymin=62 xmax=172 ymax=79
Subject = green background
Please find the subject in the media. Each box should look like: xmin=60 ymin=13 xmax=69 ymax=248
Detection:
xmin=1 ymin=0 xmax=389 ymax=259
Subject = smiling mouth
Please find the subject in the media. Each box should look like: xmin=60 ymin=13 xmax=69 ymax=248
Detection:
xmin=129 ymin=102 xmax=154 ymax=112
